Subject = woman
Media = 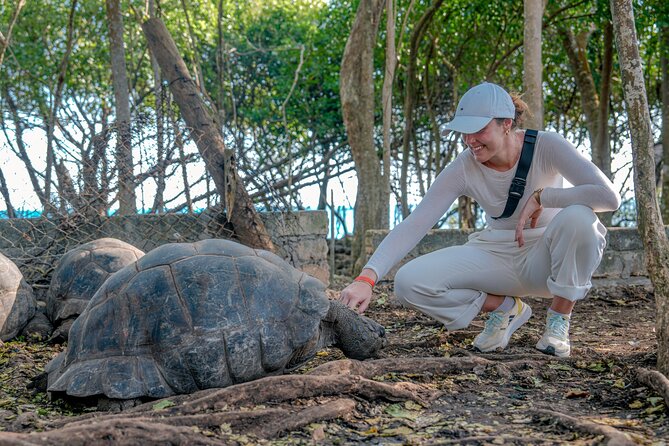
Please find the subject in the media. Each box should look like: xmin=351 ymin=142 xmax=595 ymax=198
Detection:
xmin=339 ymin=82 xmax=621 ymax=358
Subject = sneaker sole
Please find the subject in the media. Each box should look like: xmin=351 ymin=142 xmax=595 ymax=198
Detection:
xmin=474 ymin=304 xmax=532 ymax=352
xmin=536 ymin=341 xmax=570 ymax=358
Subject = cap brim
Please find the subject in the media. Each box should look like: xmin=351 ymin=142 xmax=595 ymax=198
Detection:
xmin=441 ymin=116 xmax=493 ymax=136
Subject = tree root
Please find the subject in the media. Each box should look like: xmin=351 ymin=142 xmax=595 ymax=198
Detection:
xmin=308 ymin=355 xmax=546 ymax=379
xmin=39 ymin=398 xmax=357 ymax=442
xmin=48 ymin=373 xmax=434 ymax=431
xmin=636 ymin=367 xmax=669 ymax=408
xmin=534 ymin=408 xmax=637 ymax=446
xmin=308 ymin=356 xmax=492 ymax=377
xmin=171 ymin=373 xmax=434 ymax=414
xmin=429 ymin=435 xmax=536 ymax=444
xmin=0 ymin=419 xmax=228 ymax=446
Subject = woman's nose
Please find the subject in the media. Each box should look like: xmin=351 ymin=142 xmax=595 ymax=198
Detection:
xmin=463 ymin=133 xmax=474 ymax=145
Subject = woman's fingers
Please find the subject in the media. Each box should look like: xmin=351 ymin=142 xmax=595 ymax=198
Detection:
xmin=338 ymin=282 xmax=373 ymax=313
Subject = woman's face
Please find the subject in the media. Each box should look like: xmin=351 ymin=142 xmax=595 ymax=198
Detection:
xmin=462 ymin=120 xmax=506 ymax=165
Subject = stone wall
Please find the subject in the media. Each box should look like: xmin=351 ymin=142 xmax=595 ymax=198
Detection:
xmin=0 ymin=210 xmax=329 ymax=292
xmin=366 ymin=226 xmax=654 ymax=283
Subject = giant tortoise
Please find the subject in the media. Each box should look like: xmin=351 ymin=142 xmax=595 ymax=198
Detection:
xmin=46 ymin=239 xmax=386 ymax=401
xmin=0 ymin=251 xmax=36 ymax=341
xmin=46 ymin=238 xmax=144 ymax=341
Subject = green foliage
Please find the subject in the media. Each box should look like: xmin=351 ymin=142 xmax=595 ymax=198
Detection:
xmin=0 ymin=0 xmax=665 ymax=216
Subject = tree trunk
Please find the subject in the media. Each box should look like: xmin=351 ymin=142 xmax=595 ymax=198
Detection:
xmin=611 ymin=0 xmax=669 ymax=375
xmin=0 ymin=168 xmax=16 ymax=218
xmin=106 ymin=0 xmax=136 ymax=215
xmin=560 ymin=23 xmax=614 ymax=225
xmin=0 ymin=0 xmax=26 ymax=69
xmin=523 ymin=0 xmax=544 ymax=130
xmin=399 ymin=0 xmax=445 ymax=218
xmin=55 ymin=160 xmax=82 ymax=213
xmin=661 ymin=25 xmax=669 ymax=221
xmin=381 ymin=0 xmax=395 ymax=229
xmin=340 ymin=0 xmax=387 ymax=273
xmin=458 ymin=196 xmax=476 ymax=229
xmin=148 ymin=0 xmax=166 ymax=213
xmin=142 ymin=17 xmax=274 ymax=251
xmin=43 ymin=0 xmax=78 ymax=215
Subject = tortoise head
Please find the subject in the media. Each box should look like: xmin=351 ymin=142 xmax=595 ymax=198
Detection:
xmin=323 ymin=300 xmax=387 ymax=360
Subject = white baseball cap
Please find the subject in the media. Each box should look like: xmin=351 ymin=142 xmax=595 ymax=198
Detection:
xmin=442 ymin=82 xmax=515 ymax=134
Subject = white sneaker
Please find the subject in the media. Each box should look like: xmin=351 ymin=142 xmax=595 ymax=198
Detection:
xmin=473 ymin=297 xmax=532 ymax=352
xmin=536 ymin=312 xmax=571 ymax=357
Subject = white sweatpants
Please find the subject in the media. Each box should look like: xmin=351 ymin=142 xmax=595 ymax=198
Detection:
xmin=393 ymin=205 xmax=607 ymax=330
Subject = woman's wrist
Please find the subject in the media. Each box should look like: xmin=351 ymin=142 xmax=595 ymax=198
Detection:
xmin=354 ymin=275 xmax=375 ymax=288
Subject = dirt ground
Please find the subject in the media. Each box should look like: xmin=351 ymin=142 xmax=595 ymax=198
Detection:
xmin=0 ymin=278 xmax=667 ymax=445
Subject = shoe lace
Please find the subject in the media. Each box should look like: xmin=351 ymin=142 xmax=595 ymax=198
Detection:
xmin=546 ymin=314 xmax=569 ymax=339
xmin=482 ymin=311 xmax=505 ymax=334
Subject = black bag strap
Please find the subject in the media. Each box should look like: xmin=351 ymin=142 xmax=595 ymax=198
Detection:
xmin=492 ymin=129 xmax=538 ymax=220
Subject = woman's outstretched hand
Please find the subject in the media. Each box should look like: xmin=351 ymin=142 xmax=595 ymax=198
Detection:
xmin=339 ymin=281 xmax=373 ymax=313
xmin=515 ymin=190 xmax=543 ymax=247
xmin=339 ymin=269 xmax=377 ymax=314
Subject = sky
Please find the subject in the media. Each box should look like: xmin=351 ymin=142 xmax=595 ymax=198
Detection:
xmin=0 ymin=125 xmax=636 ymax=237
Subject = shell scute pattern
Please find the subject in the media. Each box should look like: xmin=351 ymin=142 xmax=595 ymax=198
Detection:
xmin=47 ymin=239 xmax=333 ymax=400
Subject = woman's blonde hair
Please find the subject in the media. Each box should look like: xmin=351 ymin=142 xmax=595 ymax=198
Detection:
xmin=496 ymin=92 xmax=532 ymax=129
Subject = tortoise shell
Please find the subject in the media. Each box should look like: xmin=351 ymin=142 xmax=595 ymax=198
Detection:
xmin=47 ymin=239 xmax=330 ymax=400
xmin=46 ymin=238 xmax=144 ymax=327
xmin=0 ymin=252 xmax=36 ymax=341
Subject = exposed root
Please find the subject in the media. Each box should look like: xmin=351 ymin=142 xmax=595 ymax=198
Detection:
xmin=308 ymin=356 xmax=546 ymax=379
xmin=251 ymin=398 xmax=356 ymax=438
xmin=48 ymin=374 xmax=434 ymax=431
xmin=636 ymin=367 xmax=669 ymax=408
xmin=534 ymin=409 xmax=637 ymax=446
xmin=430 ymin=435 xmax=541 ymax=444
xmin=42 ymin=398 xmax=357 ymax=441
xmin=173 ymin=374 xmax=434 ymax=414
xmin=0 ymin=419 xmax=228 ymax=446
xmin=308 ymin=356 xmax=491 ymax=377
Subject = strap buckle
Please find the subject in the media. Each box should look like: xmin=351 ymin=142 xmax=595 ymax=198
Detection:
xmin=508 ymin=177 xmax=526 ymax=198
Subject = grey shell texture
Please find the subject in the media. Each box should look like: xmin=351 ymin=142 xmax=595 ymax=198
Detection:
xmin=46 ymin=239 xmax=330 ymax=400
xmin=46 ymin=238 xmax=144 ymax=326
xmin=0 ymin=252 xmax=36 ymax=341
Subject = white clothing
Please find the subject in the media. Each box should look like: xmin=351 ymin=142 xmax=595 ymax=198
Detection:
xmin=363 ymin=131 xmax=621 ymax=330
xmin=365 ymin=131 xmax=621 ymax=281
xmin=394 ymin=205 xmax=606 ymax=330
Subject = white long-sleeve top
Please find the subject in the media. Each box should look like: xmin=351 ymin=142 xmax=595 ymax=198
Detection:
xmin=364 ymin=131 xmax=622 ymax=281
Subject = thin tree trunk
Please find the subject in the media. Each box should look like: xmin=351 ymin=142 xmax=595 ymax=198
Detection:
xmin=458 ymin=196 xmax=476 ymax=229
xmin=661 ymin=25 xmax=669 ymax=221
xmin=0 ymin=0 xmax=26 ymax=69
xmin=166 ymin=94 xmax=194 ymax=213
xmin=611 ymin=0 xmax=669 ymax=375
xmin=82 ymin=120 xmax=110 ymax=217
xmin=597 ymin=21 xmax=614 ymax=225
xmin=0 ymin=168 xmax=16 ymax=218
xmin=55 ymin=160 xmax=81 ymax=212
xmin=106 ymin=0 xmax=136 ymax=215
xmin=216 ymin=0 xmax=226 ymax=122
xmin=381 ymin=0 xmax=395 ymax=228
xmin=560 ymin=27 xmax=599 ymax=146
xmin=340 ymin=0 xmax=387 ymax=273
xmin=44 ymin=0 xmax=78 ymax=215
xmin=142 ymin=17 xmax=273 ymax=250
xmin=400 ymin=0 xmax=445 ymax=218
xmin=148 ymin=0 xmax=166 ymax=213
xmin=560 ymin=22 xmax=614 ymax=225
xmin=523 ymin=0 xmax=544 ymax=130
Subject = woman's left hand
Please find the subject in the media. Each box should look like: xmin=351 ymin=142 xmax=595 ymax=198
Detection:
xmin=515 ymin=191 xmax=543 ymax=247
